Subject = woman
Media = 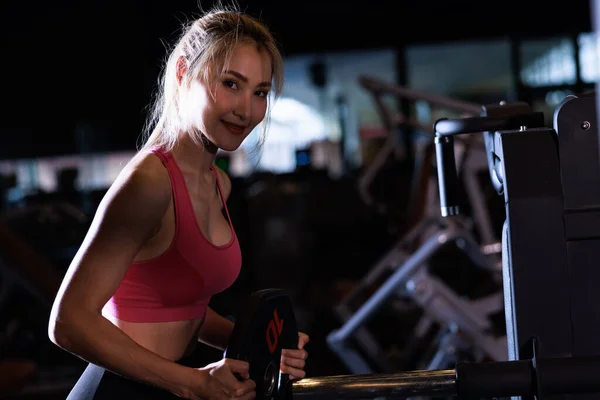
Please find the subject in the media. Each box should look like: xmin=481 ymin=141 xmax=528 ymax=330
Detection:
xmin=49 ymin=6 xmax=309 ymax=399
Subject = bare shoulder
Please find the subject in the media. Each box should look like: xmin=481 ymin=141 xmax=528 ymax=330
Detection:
xmin=101 ymin=151 xmax=172 ymax=213
xmin=87 ymin=150 xmax=174 ymax=246
xmin=213 ymin=164 xmax=232 ymax=201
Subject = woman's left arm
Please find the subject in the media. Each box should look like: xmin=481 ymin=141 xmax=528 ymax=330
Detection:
xmin=197 ymin=307 xmax=235 ymax=351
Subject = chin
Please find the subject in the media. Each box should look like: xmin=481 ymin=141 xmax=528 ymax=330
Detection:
xmin=216 ymin=137 xmax=245 ymax=152
xmin=214 ymin=133 xmax=250 ymax=152
xmin=219 ymin=143 xmax=242 ymax=152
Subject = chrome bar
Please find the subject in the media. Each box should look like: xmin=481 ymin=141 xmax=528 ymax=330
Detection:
xmin=291 ymin=369 xmax=456 ymax=399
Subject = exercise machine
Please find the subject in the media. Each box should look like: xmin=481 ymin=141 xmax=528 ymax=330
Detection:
xmin=435 ymin=91 xmax=599 ymax=399
xmin=328 ymin=77 xmax=505 ymax=374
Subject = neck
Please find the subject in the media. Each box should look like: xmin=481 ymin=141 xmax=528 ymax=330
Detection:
xmin=172 ymin=131 xmax=218 ymax=173
xmin=200 ymin=133 xmax=219 ymax=155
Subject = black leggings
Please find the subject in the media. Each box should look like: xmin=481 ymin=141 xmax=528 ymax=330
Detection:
xmin=67 ymin=349 xmax=205 ymax=399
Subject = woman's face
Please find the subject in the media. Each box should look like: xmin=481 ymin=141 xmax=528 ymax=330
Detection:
xmin=179 ymin=42 xmax=273 ymax=152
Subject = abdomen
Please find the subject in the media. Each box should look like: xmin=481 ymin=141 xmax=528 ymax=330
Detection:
xmin=104 ymin=314 xmax=204 ymax=361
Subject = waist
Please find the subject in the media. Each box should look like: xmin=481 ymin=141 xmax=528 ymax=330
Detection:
xmin=105 ymin=313 xmax=205 ymax=361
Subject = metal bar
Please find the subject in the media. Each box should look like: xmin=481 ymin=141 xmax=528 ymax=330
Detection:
xmin=325 ymin=340 xmax=375 ymax=375
xmin=291 ymin=369 xmax=456 ymax=399
xmin=327 ymin=227 xmax=458 ymax=344
xmin=356 ymin=132 xmax=398 ymax=208
xmin=435 ymin=113 xmax=544 ymax=137
xmin=359 ymin=75 xmax=481 ymax=114
xmin=332 ymin=304 xmax=393 ymax=374
xmin=394 ymin=113 xmax=436 ymax=135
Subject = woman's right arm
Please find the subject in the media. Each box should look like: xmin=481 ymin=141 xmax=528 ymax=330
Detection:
xmin=48 ymin=155 xmax=197 ymax=397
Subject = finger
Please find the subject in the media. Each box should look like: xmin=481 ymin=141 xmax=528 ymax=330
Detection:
xmin=240 ymin=379 xmax=256 ymax=394
xmin=234 ymin=379 xmax=256 ymax=397
xmin=282 ymin=349 xmax=308 ymax=361
xmin=216 ymin=389 xmax=232 ymax=400
xmin=280 ymin=363 xmax=306 ymax=379
xmin=225 ymin=359 xmax=251 ymax=380
xmin=297 ymin=332 xmax=310 ymax=349
xmin=280 ymin=354 xmax=306 ymax=369
xmin=239 ymin=387 xmax=257 ymax=400
xmin=215 ymin=369 xmax=249 ymax=396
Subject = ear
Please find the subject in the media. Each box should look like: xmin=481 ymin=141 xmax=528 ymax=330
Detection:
xmin=176 ymin=56 xmax=187 ymax=86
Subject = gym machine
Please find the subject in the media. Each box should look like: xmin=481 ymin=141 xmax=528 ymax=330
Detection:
xmin=329 ymin=76 xmax=505 ymax=374
xmin=435 ymin=91 xmax=599 ymax=399
xmin=355 ymin=75 xmax=489 ymax=230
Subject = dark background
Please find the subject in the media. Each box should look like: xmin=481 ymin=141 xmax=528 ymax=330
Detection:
xmin=1 ymin=0 xmax=593 ymax=158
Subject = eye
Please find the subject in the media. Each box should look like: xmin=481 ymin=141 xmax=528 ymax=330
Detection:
xmin=223 ymin=80 xmax=238 ymax=90
xmin=255 ymin=90 xmax=269 ymax=98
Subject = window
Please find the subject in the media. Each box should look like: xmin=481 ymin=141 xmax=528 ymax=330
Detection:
xmin=406 ymin=40 xmax=513 ymax=99
xmin=578 ymin=32 xmax=599 ymax=83
xmin=237 ymin=97 xmax=329 ymax=174
xmin=520 ymin=37 xmax=577 ymax=87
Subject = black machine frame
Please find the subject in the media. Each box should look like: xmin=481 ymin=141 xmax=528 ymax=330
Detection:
xmin=433 ymin=91 xmax=599 ymax=399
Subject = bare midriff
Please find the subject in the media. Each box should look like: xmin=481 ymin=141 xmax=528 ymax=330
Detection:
xmin=104 ymin=314 xmax=205 ymax=361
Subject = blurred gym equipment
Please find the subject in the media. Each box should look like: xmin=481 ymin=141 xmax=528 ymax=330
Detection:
xmin=328 ymin=77 xmax=505 ymax=375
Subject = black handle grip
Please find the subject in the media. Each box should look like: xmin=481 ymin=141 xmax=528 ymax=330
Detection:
xmin=456 ymin=360 xmax=533 ymax=399
xmin=434 ymin=112 xmax=545 ymax=136
xmin=433 ymin=111 xmax=545 ymax=217
xmin=435 ymin=135 xmax=460 ymax=216
xmin=456 ymin=356 xmax=600 ymax=399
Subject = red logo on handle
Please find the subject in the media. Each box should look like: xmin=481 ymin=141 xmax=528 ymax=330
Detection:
xmin=266 ymin=309 xmax=284 ymax=353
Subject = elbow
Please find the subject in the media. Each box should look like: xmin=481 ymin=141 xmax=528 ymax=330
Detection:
xmin=48 ymin=311 xmax=74 ymax=350
xmin=47 ymin=304 xmax=91 ymax=351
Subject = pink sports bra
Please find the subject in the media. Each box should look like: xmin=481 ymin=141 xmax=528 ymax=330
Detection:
xmin=102 ymin=147 xmax=242 ymax=322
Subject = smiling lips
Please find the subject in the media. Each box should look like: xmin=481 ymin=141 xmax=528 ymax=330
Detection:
xmin=221 ymin=120 xmax=247 ymax=135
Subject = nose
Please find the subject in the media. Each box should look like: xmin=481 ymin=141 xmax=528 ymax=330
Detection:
xmin=233 ymin=93 xmax=251 ymax=121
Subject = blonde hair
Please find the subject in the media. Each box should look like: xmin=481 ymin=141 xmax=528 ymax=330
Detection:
xmin=139 ymin=5 xmax=284 ymax=153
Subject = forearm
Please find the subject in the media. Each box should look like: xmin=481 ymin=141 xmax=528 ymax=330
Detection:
xmin=49 ymin=311 xmax=194 ymax=397
xmin=197 ymin=307 xmax=235 ymax=351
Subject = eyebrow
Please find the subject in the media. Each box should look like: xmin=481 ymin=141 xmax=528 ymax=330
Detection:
xmin=225 ymin=70 xmax=272 ymax=88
